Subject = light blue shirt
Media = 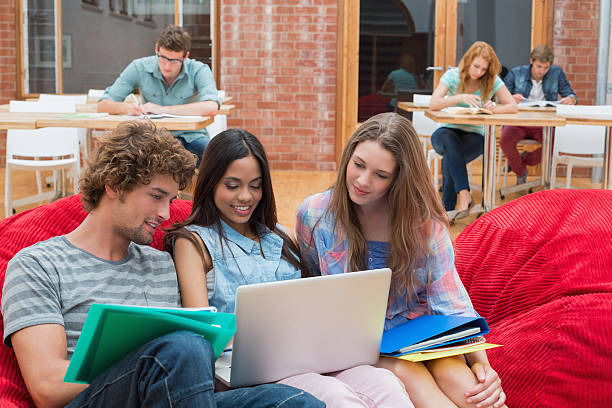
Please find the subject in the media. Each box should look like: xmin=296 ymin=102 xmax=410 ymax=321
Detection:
xmin=440 ymin=68 xmax=504 ymax=135
xmin=186 ymin=220 xmax=301 ymax=313
xmin=388 ymin=69 xmax=417 ymax=108
xmin=100 ymin=55 xmax=221 ymax=142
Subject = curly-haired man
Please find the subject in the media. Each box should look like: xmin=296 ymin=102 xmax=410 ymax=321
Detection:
xmin=1 ymin=120 xmax=323 ymax=408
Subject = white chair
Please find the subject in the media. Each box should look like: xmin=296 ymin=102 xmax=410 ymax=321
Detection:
xmin=413 ymin=95 xmax=482 ymax=192
xmin=9 ymin=101 xmax=79 ymax=197
xmin=551 ymin=105 xmax=612 ymax=188
xmin=5 ymin=128 xmax=80 ymax=218
xmin=206 ymin=90 xmax=229 ymax=138
xmin=9 ymin=100 xmax=75 ymax=113
xmin=206 ymin=114 xmax=227 ymax=139
xmin=412 ymin=94 xmax=439 ymax=157
xmin=18 ymin=97 xmax=90 ymax=160
xmin=88 ymin=89 xmax=106 ymax=99
xmin=39 ymin=93 xmax=87 ymax=105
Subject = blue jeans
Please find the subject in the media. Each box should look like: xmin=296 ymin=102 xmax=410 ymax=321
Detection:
xmin=431 ymin=127 xmax=483 ymax=211
xmin=66 ymin=331 xmax=324 ymax=408
xmin=179 ymin=136 xmax=210 ymax=167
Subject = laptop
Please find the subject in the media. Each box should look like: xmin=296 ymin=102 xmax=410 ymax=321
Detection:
xmin=215 ymin=268 xmax=391 ymax=388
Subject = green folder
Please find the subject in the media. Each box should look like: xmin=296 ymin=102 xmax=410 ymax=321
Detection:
xmin=64 ymin=303 xmax=236 ymax=384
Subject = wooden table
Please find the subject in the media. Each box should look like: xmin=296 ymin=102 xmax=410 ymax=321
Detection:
xmin=425 ymin=110 xmax=566 ymax=212
xmin=0 ymin=111 xmax=213 ymax=131
xmin=396 ymin=101 xmax=429 ymax=112
xmin=556 ymin=113 xmax=612 ymax=189
xmin=517 ymin=105 xmax=556 ymax=112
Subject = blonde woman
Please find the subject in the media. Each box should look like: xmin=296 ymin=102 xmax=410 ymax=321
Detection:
xmin=297 ymin=112 xmax=507 ymax=408
xmin=430 ymin=41 xmax=517 ymax=219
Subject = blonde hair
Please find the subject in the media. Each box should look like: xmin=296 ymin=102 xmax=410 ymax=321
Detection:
xmin=457 ymin=41 xmax=501 ymax=102
xmin=328 ymin=112 xmax=448 ymax=301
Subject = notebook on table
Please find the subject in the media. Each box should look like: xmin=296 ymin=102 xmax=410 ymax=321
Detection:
xmin=215 ymin=268 xmax=392 ymax=388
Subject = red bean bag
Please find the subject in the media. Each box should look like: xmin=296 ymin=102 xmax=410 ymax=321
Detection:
xmin=455 ymin=189 xmax=612 ymax=408
xmin=0 ymin=194 xmax=192 ymax=407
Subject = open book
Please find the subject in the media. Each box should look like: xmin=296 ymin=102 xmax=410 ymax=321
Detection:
xmin=518 ymin=99 xmax=561 ymax=108
xmin=141 ymin=113 xmax=205 ymax=119
xmin=64 ymin=303 xmax=236 ymax=384
xmin=442 ymin=106 xmax=493 ymax=115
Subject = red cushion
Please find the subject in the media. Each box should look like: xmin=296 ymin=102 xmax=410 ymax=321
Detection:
xmin=0 ymin=194 xmax=192 ymax=406
xmin=455 ymin=189 xmax=612 ymax=407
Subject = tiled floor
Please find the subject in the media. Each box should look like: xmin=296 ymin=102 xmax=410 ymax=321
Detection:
xmin=0 ymin=165 xmax=601 ymax=239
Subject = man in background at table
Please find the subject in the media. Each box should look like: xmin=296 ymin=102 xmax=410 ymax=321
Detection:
xmin=98 ymin=25 xmax=220 ymax=164
xmin=500 ymin=45 xmax=577 ymax=185
xmin=1 ymin=120 xmax=323 ymax=408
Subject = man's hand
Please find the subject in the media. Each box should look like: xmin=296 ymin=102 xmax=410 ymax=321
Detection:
xmin=559 ymin=96 xmax=576 ymax=105
xmin=512 ymin=94 xmax=524 ymax=103
xmin=141 ymin=102 xmax=164 ymax=114
xmin=124 ymin=102 xmax=143 ymax=116
xmin=465 ymin=362 xmax=506 ymax=408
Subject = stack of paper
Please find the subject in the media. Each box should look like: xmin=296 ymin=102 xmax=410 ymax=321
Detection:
xmin=380 ymin=315 xmax=500 ymax=362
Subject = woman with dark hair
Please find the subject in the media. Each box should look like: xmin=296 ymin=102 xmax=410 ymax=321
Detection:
xmin=164 ymin=129 xmax=413 ymax=407
xmin=164 ymin=129 xmax=306 ymax=313
xmin=430 ymin=41 xmax=517 ymax=219
xmin=296 ymin=112 xmax=507 ymax=408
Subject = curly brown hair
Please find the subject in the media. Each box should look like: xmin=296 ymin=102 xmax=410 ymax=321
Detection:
xmin=79 ymin=120 xmax=197 ymax=212
xmin=157 ymin=25 xmax=191 ymax=54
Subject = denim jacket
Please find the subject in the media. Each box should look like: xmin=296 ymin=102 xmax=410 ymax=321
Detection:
xmin=504 ymin=64 xmax=577 ymax=102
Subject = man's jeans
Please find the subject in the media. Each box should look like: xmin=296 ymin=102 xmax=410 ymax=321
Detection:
xmin=179 ymin=136 xmax=210 ymax=167
xmin=67 ymin=331 xmax=324 ymax=408
xmin=431 ymin=127 xmax=483 ymax=211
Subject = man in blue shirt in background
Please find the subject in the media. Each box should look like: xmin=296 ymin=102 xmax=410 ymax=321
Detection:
xmin=98 ymin=25 xmax=219 ymax=163
xmin=500 ymin=45 xmax=576 ymax=185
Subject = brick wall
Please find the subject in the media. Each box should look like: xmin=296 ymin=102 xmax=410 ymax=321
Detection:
xmin=219 ymin=0 xmax=337 ymax=171
xmin=553 ymin=0 xmax=599 ymax=104
xmin=0 ymin=0 xmax=17 ymax=166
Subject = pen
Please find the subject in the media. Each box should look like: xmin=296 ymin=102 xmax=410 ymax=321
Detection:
xmin=127 ymin=94 xmax=140 ymax=105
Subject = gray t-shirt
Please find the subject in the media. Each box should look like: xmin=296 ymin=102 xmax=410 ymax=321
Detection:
xmin=1 ymin=236 xmax=180 ymax=359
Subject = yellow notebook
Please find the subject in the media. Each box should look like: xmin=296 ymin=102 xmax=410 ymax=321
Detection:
xmin=395 ymin=342 xmax=501 ymax=362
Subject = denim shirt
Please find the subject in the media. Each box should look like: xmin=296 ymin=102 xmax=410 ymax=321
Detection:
xmin=100 ymin=55 xmax=221 ymax=142
xmin=504 ymin=64 xmax=577 ymax=102
xmin=186 ymin=220 xmax=300 ymax=313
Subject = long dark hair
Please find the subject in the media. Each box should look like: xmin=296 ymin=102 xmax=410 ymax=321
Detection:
xmin=164 ymin=129 xmax=309 ymax=277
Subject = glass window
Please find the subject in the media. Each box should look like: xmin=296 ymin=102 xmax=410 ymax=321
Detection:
xmin=183 ymin=0 xmax=213 ymax=66
xmin=25 ymin=0 xmax=57 ymax=94
xmin=456 ymin=0 xmax=532 ymax=75
xmin=61 ymin=1 xmax=174 ymax=94
xmin=21 ymin=1 xmax=214 ymax=95
xmin=358 ymin=0 xmax=435 ymax=122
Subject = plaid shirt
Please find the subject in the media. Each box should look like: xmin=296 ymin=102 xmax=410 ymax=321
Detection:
xmin=296 ymin=190 xmax=477 ymax=330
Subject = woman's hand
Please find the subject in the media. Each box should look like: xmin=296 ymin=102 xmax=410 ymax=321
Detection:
xmin=461 ymin=93 xmax=482 ymax=108
xmin=465 ymin=362 xmax=506 ymax=408
xmin=483 ymin=101 xmax=496 ymax=112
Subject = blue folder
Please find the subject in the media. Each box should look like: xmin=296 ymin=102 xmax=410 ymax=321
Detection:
xmin=380 ymin=315 xmax=489 ymax=356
